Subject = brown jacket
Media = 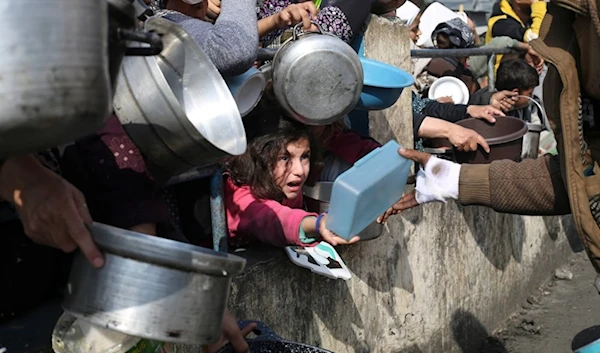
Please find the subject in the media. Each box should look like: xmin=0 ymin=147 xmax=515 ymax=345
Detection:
xmin=458 ymin=0 xmax=600 ymax=273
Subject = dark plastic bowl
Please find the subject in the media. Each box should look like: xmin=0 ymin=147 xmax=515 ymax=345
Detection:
xmin=355 ymin=57 xmax=414 ymax=111
xmin=428 ymin=116 xmax=528 ymax=164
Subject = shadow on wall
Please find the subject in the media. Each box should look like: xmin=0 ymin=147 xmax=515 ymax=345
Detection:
xmin=460 ymin=205 xmax=526 ymax=270
xmin=343 ymin=207 xmax=418 ymax=295
xmin=451 ymin=309 xmax=508 ymax=353
xmin=543 ymin=215 xmax=584 ymax=253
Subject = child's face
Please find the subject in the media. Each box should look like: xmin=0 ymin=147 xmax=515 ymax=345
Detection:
xmin=273 ymin=138 xmax=311 ymax=200
xmin=514 ymin=88 xmax=534 ymax=109
xmin=409 ymin=18 xmax=422 ymax=44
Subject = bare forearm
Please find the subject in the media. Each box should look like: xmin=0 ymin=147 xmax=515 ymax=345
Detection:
xmin=258 ymin=16 xmax=278 ymax=38
xmin=417 ymin=117 xmax=453 ymax=139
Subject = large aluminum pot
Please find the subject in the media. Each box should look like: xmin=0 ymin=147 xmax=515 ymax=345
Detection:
xmin=0 ymin=0 xmax=112 ymax=158
xmin=62 ymin=223 xmax=247 ymax=345
xmin=114 ymin=17 xmax=246 ymax=180
xmin=272 ymin=23 xmax=363 ymax=126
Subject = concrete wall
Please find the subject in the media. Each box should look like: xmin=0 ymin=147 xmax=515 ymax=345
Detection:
xmin=228 ymin=15 xmax=580 ymax=353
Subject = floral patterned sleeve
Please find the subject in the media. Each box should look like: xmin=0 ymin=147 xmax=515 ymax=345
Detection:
xmin=257 ymin=0 xmax=353 ymax=44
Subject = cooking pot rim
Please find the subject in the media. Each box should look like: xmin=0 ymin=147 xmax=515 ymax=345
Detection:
xmin=456 ymin=116 xmax=528 ymax=146
xmin=145 ymin=17 xmax=247 ymax=155
xmin=89 ymin=222 xmax=246 ymax=276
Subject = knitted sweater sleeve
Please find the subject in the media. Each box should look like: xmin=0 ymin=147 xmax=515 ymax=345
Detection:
xmin=458 ymin=154 xmax=571 ymax=215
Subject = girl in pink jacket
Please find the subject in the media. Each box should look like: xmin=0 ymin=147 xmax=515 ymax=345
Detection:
xmin=224 ymin=117 xmax=360 ymax=249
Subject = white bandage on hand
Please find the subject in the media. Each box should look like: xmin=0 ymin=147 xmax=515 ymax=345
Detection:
xmin=414 ymin=156 xmax=461 ymax=204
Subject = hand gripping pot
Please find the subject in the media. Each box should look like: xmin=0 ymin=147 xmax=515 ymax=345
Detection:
xmin=62 ymin=223 xmax=247 ymax=345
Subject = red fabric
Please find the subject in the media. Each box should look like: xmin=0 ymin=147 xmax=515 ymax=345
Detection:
xmin=327 ymin=129 xmax=382 ymax=164
xmin=224 ymin=178 xmax=318 ymax=248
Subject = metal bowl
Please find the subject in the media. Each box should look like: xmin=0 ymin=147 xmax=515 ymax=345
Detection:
xmin=114 ymin=17 xmax=246 ymax=179
xmin=62 ymin=223 xmax=247 ymax=345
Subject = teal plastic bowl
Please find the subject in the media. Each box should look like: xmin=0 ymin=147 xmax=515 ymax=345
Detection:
xmin=356 ymin=57 xmax=414 ymax=111
xmin=576 ymin=338 xmax=600 ymax=353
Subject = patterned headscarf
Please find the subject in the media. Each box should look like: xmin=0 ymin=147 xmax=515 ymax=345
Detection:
xmin=432 ymin=17 xmax=474 ymax=48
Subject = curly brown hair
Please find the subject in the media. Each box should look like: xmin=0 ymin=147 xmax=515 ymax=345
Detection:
xmin=224 ymin=106 xmax=323 ymax=202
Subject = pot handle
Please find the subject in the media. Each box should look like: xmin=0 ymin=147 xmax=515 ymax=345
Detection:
xmin=515 ymin=95 xmax=550 ymax=131
xmin=237 ymin=320 xmax=284 ymax=341
xmin=292 ymin=20 xmax=326 ymax=41
xmin=119 ymin=28 xmax=163 ymax=56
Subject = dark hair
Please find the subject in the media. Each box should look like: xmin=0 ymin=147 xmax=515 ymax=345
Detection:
xmin=496 ymin=59 xmax=539 ymax=92
xmin=224 ymin=107 xmax=322 ymax=201
xmin=435 ymin=33 xmax=452 ymax=49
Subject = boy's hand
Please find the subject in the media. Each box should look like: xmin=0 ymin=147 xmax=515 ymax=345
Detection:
xmin=490 ymin=90 xmax=519 ymax=112
xmin=525 ymin=46 xmax=545 ymax=74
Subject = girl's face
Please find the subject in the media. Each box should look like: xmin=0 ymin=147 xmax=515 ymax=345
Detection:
xmin=273 ymin=138 xmax=311 ymax=200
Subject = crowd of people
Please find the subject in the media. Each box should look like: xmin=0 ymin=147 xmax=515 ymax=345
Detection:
xmin=1 ymin=0 xmax=600 ymax=351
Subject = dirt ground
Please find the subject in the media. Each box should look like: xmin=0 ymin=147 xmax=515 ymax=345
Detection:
xmin=480 ymin=252 xmax=600 ymax=353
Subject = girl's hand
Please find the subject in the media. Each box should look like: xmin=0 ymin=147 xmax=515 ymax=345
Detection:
xmin=317 ymin=213 xmax=360 ymax=246
xmin=273 ymin=2 xmax=318 ymax=31
xmin=448 ymin=125 xmax=489 ymax=152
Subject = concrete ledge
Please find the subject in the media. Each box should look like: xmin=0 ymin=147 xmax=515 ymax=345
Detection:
xmin=229 ymin=204 xmax=578 ymax=352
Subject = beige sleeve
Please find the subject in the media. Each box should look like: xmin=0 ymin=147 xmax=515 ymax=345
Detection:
xmin=459 ymin=154 xmax=571 ymax=215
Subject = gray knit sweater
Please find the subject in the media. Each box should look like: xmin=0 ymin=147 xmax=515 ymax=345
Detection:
xmin=161 ymin=0 xmax=258 ymax=77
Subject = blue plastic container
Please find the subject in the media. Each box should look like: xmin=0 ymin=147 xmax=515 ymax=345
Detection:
xmin=356 ymin=57 xmax=414 ymax=111
xmin=327 ymin=140 xmax=411 ymax=239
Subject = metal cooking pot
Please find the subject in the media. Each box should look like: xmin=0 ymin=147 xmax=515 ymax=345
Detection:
xmin=108 ymin=0 xmax=163 ymax=91
xmin=522 ymin=122 xmax=544 ymax=159
xmin=215 ymin=321 xmax=334 ymax=353
xmin=0 ymin=0 xmax=112 ymax=158
xmin=516 ymin=95 xmax=549 ymax=160
xmin=62 ymin=223 xmax=247 ymax=345
xmin=272 ymin=23 xmax=363 ymax=126
xmin=303 ymin=182 xmax=383 ymax=241
xmin=429 ymin=117 xmax=528 ymax=164
xmin=114 ymin=17 xmax=246 ymax=180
